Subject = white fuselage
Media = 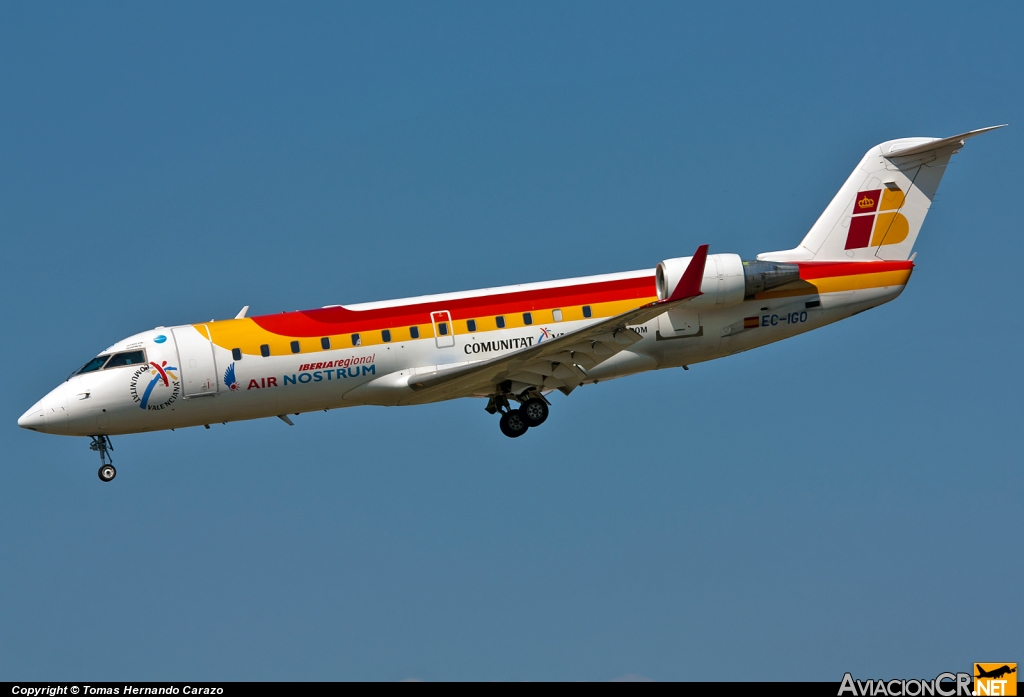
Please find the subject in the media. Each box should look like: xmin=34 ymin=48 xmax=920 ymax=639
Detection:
xmin=18 ymin=260 xmax=906 ymax=438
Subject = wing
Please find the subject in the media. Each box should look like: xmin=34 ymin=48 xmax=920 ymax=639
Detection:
xmin=398 ymin=245 xmax=708 ymax=405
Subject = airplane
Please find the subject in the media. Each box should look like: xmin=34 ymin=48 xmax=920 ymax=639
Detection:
xmin=976 ymin=665 xmax=1016 ymax=680
xmin=18 ymin=126 xmax=1003 ymax=481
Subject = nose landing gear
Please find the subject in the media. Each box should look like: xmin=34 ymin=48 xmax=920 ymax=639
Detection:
xmin=89 ymin=436 xmax=116 ymax=482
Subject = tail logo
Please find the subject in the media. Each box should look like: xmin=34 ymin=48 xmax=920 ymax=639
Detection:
xmin=845 ymin=187 xmax=910 ymax=250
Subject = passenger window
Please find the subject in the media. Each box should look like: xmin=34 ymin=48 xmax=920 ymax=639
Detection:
xmin=232 ymin=348 xmax=242 ymax=361
xmin=496 ymin=316 xmax=506 ymax=329
xmin=523 ymin=312 xmax=533 ymax=325
xmin=437 ymin=322 xmax=447 ymax=336
xmin=467 ymin=319 xmax=477 ymax=332
xmin=77 ymin=355 xmax=110 ymax=375
xmin=105 ymin=350 xmax=147 ymax=368
xmin=583 ymin=305 xmax=592 ymax=318
xmin=290 ymin=340 xmax=300 ymax=354
xmin=260 ymin=344 xmax=270 ymax=357
xmin=410 ymin=326 xmax=420 ymax=339
xmin=552 ymin=309 xmax=563 ymax=322
xmin=382 ymin=329 xmax=391 ymax=342
xmin=321 ymin=337 xmax=331 ymax=350
xmin=352 ymin=333 xmax=361 ymax=347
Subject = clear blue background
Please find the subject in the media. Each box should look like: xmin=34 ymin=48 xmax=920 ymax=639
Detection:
xmin=1 ymin=2 xmax=1020 ymax=682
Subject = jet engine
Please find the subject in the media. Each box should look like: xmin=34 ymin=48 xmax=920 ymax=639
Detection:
xmin=656 ymin=253 xmax=802 ymax=307
xmin=656 ymin=253 xmax=745 ymax=309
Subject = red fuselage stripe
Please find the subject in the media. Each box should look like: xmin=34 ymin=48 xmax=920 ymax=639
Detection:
xmin=248 ymin=260 xmax=916 ymax=337
xmin=251 ymin=275 xmax=657 ymax=337
xmin=795 ymin=260 xmax=914 ymax=280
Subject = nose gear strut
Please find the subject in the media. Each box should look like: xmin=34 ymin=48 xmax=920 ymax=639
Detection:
xmin=89 ymin=436 xmax=116 ymax=482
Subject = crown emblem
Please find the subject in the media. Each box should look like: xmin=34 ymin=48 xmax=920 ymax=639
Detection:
xmin=857 ymin=195 xmax=875 ymax=209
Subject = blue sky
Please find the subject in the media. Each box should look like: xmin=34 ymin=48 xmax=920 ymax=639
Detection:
xmin=1 ymin=2 xmax=1021 ymax=681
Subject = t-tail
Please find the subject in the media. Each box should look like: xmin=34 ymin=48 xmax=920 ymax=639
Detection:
xmin=759 ymin=126 xmax=1004 ymax=263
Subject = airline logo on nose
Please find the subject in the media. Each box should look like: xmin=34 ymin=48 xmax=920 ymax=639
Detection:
xmin=845 ymin=186 xmax=910 ymax=250
xmin=129 ymin=360 xmax=181 ymax=410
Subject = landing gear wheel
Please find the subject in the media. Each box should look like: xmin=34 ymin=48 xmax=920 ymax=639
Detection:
xmin=98 ymin=464 xmax=116 ymax=482
xmin=521 ymin=398 xmax=549 ymax=427
xmin=499 ymin=409 xmax=529 ymax=438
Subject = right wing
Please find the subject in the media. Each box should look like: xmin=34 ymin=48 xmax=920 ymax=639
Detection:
xmin=397 ymin=245 xmax=709 ymax=405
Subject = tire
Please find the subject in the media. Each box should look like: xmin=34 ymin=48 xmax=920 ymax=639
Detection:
xmin=98 ymin=464 xmax=116 ymax=482
xmin=521 ymin=398 xmax=549 ymax=427
xmin=499 ymin=409 xmax=529 ymax=438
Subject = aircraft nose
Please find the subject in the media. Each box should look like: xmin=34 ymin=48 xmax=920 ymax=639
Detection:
xmin=19 ymin=383 xmax=69 ymax=434
xmin=18 ymin=401 xmax=45 ymax=430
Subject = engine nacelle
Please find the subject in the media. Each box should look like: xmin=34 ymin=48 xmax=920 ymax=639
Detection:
xmin=656 ymin=253 xmax=746 ymax=309
xmin=656 ymin=254 xmax=803 ymax=308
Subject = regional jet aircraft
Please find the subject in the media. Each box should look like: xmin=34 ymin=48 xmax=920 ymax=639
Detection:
xmin=19 ymin=127 xmax=1002 ymax=481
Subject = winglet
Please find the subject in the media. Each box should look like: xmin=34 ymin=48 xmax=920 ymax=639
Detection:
xmin=666 ymin=244 xmax=709 ymax=302
xmin=235 ymin=305 xmax=250 ymax=319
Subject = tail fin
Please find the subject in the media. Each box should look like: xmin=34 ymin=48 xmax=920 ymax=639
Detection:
xmin=759 ymin=126 xmax=1004 ymax=262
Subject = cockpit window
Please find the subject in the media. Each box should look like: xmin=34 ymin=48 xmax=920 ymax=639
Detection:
xmin=105 ymin=350 xmax=147 ymax=368
xmin=77 ymin=355 xmax=111 ymax=375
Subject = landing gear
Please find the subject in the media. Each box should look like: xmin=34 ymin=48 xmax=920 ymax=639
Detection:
xmin=89 ymin=436 xmax=115 ymax=482
xmin=521 ymin=398 xmax=549 ymax=427
xmin=499 ymin=409 xmax=529 ymax=438
xmin=489 ymin=391 xmax=552 ymax=438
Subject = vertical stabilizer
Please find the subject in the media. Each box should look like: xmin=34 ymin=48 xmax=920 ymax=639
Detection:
xmin=758 ymin=126 xmax=1003 ymax=262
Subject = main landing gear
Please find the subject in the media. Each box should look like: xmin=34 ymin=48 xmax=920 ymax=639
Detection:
xmin=487 ymin=392 xmax=550 ymax=438
xmin=90 ymin=435 xmax=116 ymax=482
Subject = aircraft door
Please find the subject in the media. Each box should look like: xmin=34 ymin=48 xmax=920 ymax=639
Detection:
xmin=431 ymin=311 xmax=455 ymax=348
xmin=171 ymin=325 xmax=220 ymax=397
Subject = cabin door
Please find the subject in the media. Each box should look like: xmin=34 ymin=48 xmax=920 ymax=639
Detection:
xmin=171 ymin=325 xmax=220 ymax=397
xmin=431 ymin=311 xmax=455 ymax=349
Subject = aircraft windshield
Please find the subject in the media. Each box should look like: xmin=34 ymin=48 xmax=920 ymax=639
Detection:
xmin=72 ymin=350 xmax=148 ymax=378
xmin=105 ymin=350 xmax=147 ymax=368
xmin=76 ymin=355 xmax=110 ymax=375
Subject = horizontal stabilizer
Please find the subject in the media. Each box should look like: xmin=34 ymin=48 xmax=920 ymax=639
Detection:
xmin=885 ymin=125 xmax=1005 ymax=158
